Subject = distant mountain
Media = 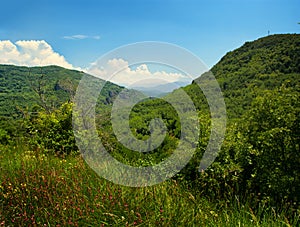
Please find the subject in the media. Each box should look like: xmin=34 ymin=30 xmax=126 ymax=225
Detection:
xmin=131 ymin=81 xmax=190 ymax=97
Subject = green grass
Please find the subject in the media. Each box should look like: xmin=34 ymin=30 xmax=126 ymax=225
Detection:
xmin=0 ymin=144 xmax=298 ymax=226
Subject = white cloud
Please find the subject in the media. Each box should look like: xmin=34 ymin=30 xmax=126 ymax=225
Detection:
xmin=0 ymin=40 xmax=74 ymax=69
xmin=87 ymin=58 xmax=191 ymax=88
xmin=63 ymin=34 xmax=100 ymax=40
xmin=63 ymin=35 xmax=88 ymax=40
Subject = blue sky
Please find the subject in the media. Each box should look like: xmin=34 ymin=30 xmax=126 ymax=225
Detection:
xmin=0 ymin=0 xmax=299 ymax=75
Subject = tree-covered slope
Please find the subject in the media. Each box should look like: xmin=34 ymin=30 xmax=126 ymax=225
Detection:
xmin=186 ymin=34 xmax=300 ymax=118
xmin=0 ymin=65 xmax=123 ymax=118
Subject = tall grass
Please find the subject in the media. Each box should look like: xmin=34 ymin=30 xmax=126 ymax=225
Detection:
xmin=0 ymin=144 xmax=298 ymax=226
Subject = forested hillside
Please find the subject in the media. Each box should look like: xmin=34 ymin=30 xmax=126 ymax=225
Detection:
xmin=185 ymin=34 xmax=300 ymax=118
xmin=0 ymin=65 xmax=123 ymax=145
xmin=0 ymin=65 xmax=123 ymax=118
xmin=184 ymin=33 xmax=300 ymax=204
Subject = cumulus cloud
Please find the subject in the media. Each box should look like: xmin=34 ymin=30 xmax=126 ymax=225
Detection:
xmin=0 ymin=40 xmax=74 ymax=69
xmin=63 ymin=34 xmax=100 ymax=40
xmin=87 ymin=58 xmax=191 ymax=89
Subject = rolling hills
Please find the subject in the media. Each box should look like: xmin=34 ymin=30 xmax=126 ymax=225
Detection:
xmin=0 ymin=34 xmax=299 ymax=120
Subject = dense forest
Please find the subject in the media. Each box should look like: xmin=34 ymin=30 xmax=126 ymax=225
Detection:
xmin=0 ymin=34 xmax=299 ymax=226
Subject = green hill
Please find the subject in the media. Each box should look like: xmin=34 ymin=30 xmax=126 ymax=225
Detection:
xmin=0 ymin=64 xmax=123 ymax=118
xmin=186 ymin=34 xmax=300 ymax=118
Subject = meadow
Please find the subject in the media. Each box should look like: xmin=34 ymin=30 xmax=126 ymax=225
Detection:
xmin=1 ymin=143 xmax=298 ymax=226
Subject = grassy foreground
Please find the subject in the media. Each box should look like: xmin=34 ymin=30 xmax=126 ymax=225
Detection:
xmin=0 ymin=144 xmax=298 ymax=226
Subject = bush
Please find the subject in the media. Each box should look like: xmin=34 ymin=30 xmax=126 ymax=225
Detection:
xmin=28 ymin=102 xmax=78 ymax=156
xmin=191 ymin=86 xmax=299 ymax=211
